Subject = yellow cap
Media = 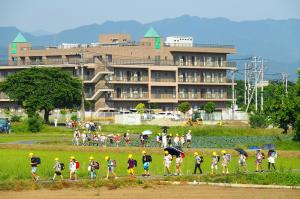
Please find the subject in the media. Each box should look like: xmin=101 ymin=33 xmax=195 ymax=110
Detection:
xmin=54 ymin=157 xmax=59 ymax=161
xmin=70 ymin=156 xmax=75 ymax=160
xmin=117 ymin=134 xmax=120 ymax=136
xmin=105 ymin=156 xmax=109 ymax=161
xmin=164 ymin=151 xmax=169 ymax=154
xmin=89 ymin=156 xmax=94 ymax=160
xmin=176 ymin=134 xmax=179 ymax=136
xmin=212 ymin=152 xmax=217 ymax=156
xmin=142 ymin=151 xmax=146 ymax=154
xmin=169 ymin=133 xmax=172 ymax=136
xmin=29 ymin=152 xmax=34 ymax=157
xmin=194 ymin=152 xmax=199 ymax=156
xmin=221 ymin=150 xmax=226 ymax=154
xmin=128 ymin=154 xmax=133 ymax=159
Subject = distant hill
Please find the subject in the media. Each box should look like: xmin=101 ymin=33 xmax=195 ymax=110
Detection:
xmin=0 ymin=15 xmax=299 ymax=80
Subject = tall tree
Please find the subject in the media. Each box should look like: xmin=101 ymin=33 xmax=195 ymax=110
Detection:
xmin=0 ymin=67 xmax=82 ymax=123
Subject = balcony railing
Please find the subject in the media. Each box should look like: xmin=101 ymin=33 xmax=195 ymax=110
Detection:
xmin=151 ymin=93 xmax=176 ymax=99
xmin=178 ymin=78 xmax=229 ymax=84
xmin=178 ymin=93 xmax=227 ymax=99
xmin=111 ymin=93 xmax=149 ymax=99
xmin=110 ymin=76 xmax=149 ymax=82
xmin=164 ymin=43 xmax=234 ymax=49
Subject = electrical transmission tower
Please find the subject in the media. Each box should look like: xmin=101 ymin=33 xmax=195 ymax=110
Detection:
xmin=244 ymin=57 xmax=265 ymax=112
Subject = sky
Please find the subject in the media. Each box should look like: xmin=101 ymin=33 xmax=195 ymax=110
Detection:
xmin=0 ymin=0 xmax=300 ymax=33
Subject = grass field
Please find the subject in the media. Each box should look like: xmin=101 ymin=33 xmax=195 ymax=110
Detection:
xmin=0 ymin=145 xmax=299 ymax=182
xmin=1 ymin=122 xmax=299 ymax=189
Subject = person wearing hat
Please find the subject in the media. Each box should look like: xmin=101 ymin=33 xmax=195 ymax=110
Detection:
xmin=127 ymin=154 xmax=136 ymax=178
xmin=105 ymin=156 xmax=117 ymax=179
xmin=164 ymin=151 xmax=172 ymax=176
xmin=142 ymin=151 xmax=152 ymax=176
xmin=69 ymin=156 xmax=77 ymax=180
xmin=211 ymin=152 xmax=219 ymax=175
xmin=29 ymin=152 xmax=39 ymax=181
xmin=193 ymin=152 xmax=203 ymax=175
xmin=221 ymin=150 xmax=230 ymax=175
xmin=186 ymin=130 xmax=192 ymax=148
xmin=52 ymin=157 xmax=63 ymax=181
xmin=88 ymin=156 xmax=97 ymax=179
xmin=256 ymin=149 xmax=264 ymax=172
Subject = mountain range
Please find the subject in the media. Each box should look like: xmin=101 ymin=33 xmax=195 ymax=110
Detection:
xmin=0 ymin=15 xmax=299 ymax=80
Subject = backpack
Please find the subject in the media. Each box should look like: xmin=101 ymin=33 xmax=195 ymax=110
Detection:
xmin=217 ymin=156 xmax=220 ymax=162
xmin=133 ymin=159 xmax=137 ymax=167
xmin=261 ymin=152 xmax=265 ymax=159
xmin=146 ymin=155 xmax=152 ymax=162
xmin=124 ymin=133 xmax=127 ymax=138
xmin=32 ymin=157 xmax=41 ymax=165
xmin=60 ymin=163 xmax=65 ymax=170
xmin=112 ymin=160 xmax=117 ymax=167
xmin=76 ymin=161 xmax=80 ymax=169
xmin=94 ymin=162 xmax=100 ymax=170
xmin=200 ymin=156 xmax=204 ymax=163
xmin=225 ymin=154 xmax=231 ymax=162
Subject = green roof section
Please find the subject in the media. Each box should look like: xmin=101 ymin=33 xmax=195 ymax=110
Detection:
xmin=12 ymin=33 xmax=28 ymax=43
xmin=144 ymin=27 xmax=160 ymax=38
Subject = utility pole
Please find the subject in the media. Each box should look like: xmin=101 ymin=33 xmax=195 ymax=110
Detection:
xmin=244 ymin=63 xmax=247 ymax=105
xmin=80 ymin=49 xmax=85 ymax=121
xmin=285 ymin=73 xmax=288 ymax=95
xmin=260 ymin=59 xmax=264 ymax=111
xmin=253 ymin=57 xmax=258 ymax=112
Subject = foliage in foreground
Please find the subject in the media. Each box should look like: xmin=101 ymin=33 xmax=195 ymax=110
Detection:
xmin=0 ymin=172 xmax=299 ymax=191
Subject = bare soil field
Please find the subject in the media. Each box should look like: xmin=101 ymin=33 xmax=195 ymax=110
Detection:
xmin=1 ymin=185 xmax=299 ymax=199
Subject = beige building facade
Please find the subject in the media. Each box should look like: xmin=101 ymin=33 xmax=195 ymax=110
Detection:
xmin=0 ymin=29 xmax=236 ymax=112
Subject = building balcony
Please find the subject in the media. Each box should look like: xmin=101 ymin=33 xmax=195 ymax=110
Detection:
xmin=109 ymin=93 xmax=149 ymax=101
xmin=178 ymin=93 xmax=231 ymax=101
xmin=109 ymin=76 xmax=149 ymax=84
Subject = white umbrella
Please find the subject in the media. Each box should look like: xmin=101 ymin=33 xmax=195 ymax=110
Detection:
xmin=142 ymin=130 xmax=152 ymax=135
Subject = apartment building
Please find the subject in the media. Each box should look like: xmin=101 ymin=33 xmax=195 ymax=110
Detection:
xmin=0 ymin=28 xmax=236 ymax=112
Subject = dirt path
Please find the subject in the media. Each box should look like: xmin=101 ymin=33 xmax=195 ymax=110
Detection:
xmin=1 ymin=185 xmax=300 ymax=199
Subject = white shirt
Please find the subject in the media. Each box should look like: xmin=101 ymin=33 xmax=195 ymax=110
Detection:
xmin=70 ymin=162 xmax=76 ymax=172
xmin=186 ymin=133 xmax=192 ymax=140
xmin=164 ymin=155 xmax=172 ymax=164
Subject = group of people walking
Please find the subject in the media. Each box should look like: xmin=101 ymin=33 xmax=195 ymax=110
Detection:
xmin=72 ymin=129 xmax=193 ymax=148
xmin=29 ymin=148 xmax=277 ymax=181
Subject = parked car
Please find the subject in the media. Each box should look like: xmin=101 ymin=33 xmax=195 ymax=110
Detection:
xmin=154 ymin=112 xmax=173 ymax=119
xmin=0 ymin=117 xmax=10 ymax=134
xmin=170 ymin=114 xmax=182 ymax=121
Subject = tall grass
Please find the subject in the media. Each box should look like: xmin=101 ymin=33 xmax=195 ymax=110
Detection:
xmin=0 ymin=148 xmax=299 ymax=182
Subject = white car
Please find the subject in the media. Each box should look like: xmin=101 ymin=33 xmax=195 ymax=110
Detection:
xmin=170 ymin=114 xmax=182 ymax=121
xmin=154 ymin=112 xmax=173 ymax=119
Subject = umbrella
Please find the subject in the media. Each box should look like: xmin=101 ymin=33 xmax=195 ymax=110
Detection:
xmin=248 ymin=146 xmax=260 ymax=151
xmin=142 ymin=130 xmax=152 ymax=135
xmin=262 ymin=144 xmax=275 ymax=150
xmin=164 ymin=146 xmax=185 ymax=157
xmin=107 ymin=134 xmax=114 ymax=138
xmin=235 ymin=148 xmax=247 ymax=155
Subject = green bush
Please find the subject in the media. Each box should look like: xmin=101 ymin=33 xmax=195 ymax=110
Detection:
xmin=293 ymin=114 xmax=300 ymax=141
xmin=10 ymin=115 xmax=22 ymax=122
xmin=71 ymin=114 xmax=78 ymax=121
xmin=249 ymin=113 xmax=268 ymax=128
xmin=27 ymin=115 xmax=44 ymax=133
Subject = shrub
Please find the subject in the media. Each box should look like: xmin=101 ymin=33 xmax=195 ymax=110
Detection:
xmin=71 ymin=114 xmax=78 ymax=121
xmin=27 ymin=115 xmax=44 ymax=133
xmin=178 ymin=102 xmax=191 ymax=115
xmin=293 ymin=114 xmax=300 ymax=141
xmin=249 ymin=113 xmax=268 ymax=128
xmin=10 ymin=115 xmax=22 ymax=122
